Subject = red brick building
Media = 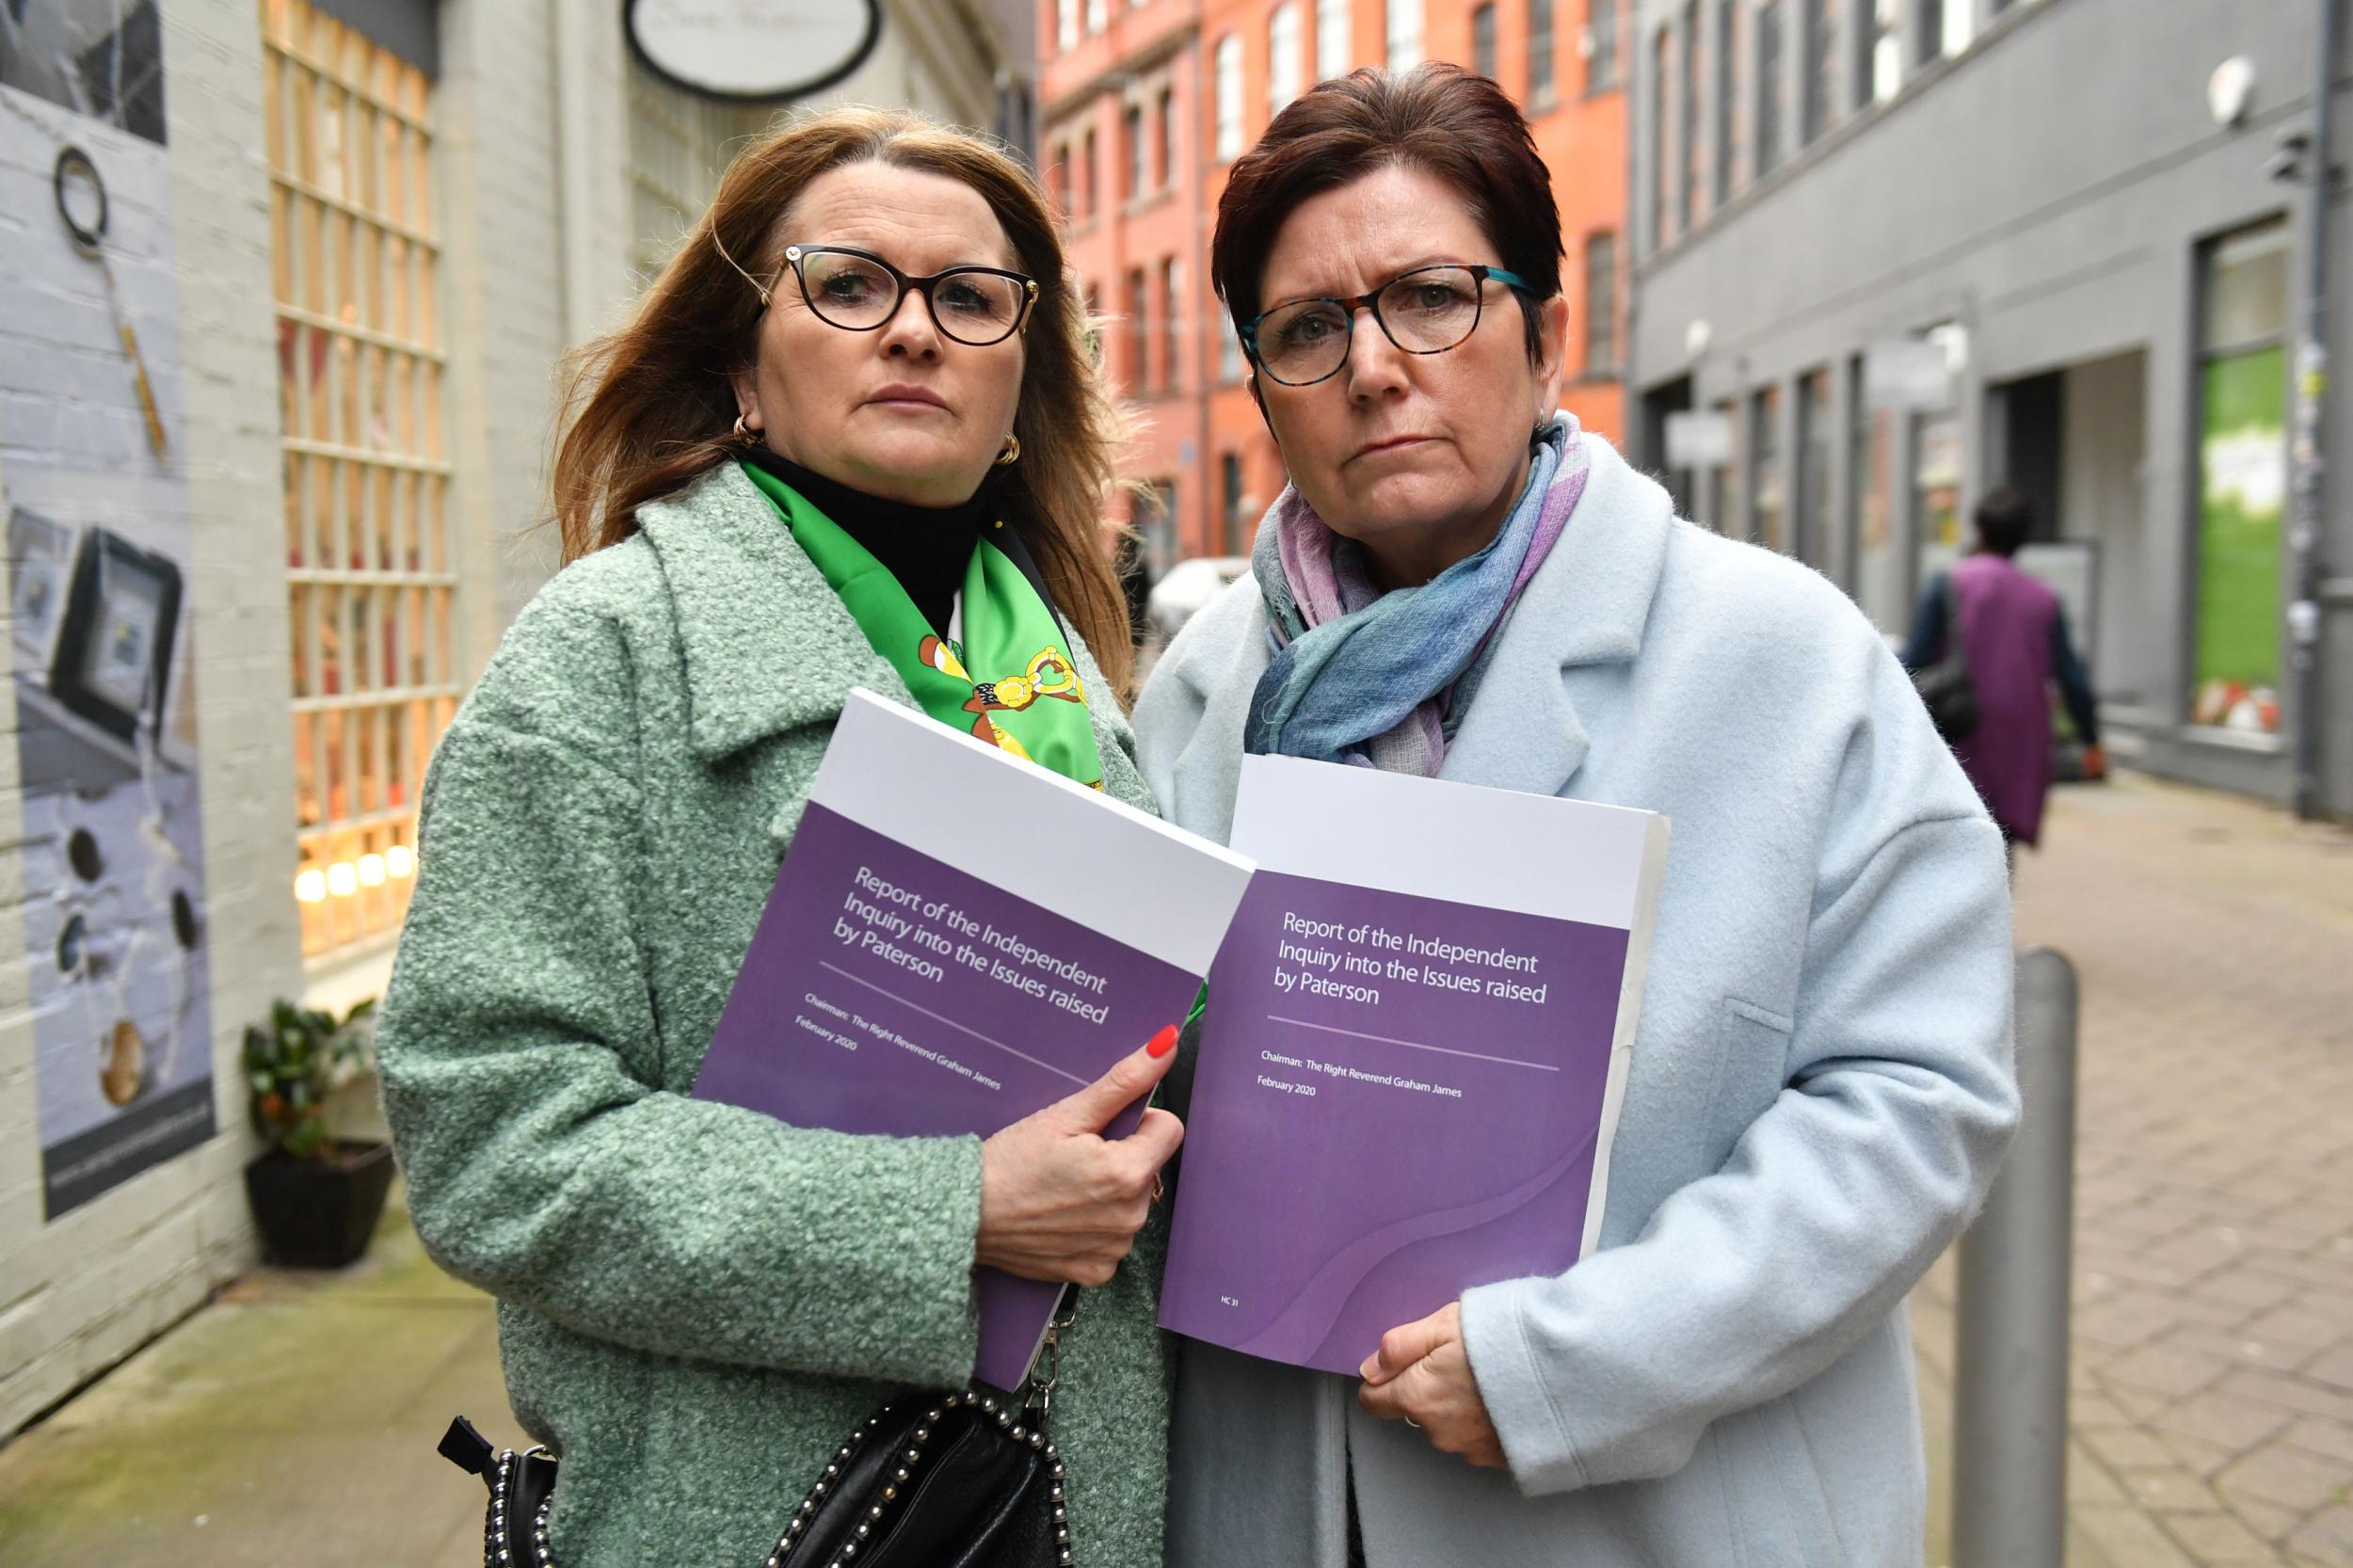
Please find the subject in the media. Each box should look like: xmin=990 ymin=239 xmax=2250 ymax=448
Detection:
xmin=1039 ymin=0 xmax=1629 ymax=572
xmin=1037 ymin=0 xmax=1207 ymax=591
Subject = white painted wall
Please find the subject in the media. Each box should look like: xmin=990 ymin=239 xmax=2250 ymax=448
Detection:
xmin=0 ymin=0 xmax=1018 ymax=1442
xmin=0 ymin=0 xmax=295 ymax=1437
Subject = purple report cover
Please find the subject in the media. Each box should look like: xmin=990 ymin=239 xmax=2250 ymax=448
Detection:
xmin=1160 ymin=757 xmax=1667 ymax=1377
xmin=694 ymin=691 xmax=1253 ymax=1389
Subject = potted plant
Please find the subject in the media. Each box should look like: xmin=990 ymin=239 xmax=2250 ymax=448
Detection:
xmin=242 ymin=997 xmax=395 ymax=1268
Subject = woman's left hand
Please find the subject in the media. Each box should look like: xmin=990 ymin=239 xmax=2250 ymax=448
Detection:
xmin=1356 ymin=1302 xmax=1506 ymax=1468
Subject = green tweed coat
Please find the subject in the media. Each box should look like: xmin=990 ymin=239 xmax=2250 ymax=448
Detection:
xmin=376 ymin=461 xmax=1172 ymax=1568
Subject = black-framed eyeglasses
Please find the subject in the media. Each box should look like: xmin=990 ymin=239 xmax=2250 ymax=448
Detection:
xmin=1241 ymin=263 xmax=1531 ymax=387
xmin=773 ymin=244 xmax=1039 ymax=346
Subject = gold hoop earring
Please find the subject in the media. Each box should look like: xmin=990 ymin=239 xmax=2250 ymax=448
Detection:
xmin=993 ymin=434 xmax=1021 ymax=467
xmin=732 ymin=413 xmax=759 ymax=449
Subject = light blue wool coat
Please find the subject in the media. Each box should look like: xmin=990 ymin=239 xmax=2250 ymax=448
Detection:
xmin=1134 ymin=432 xmax=2021 ymax=1568
xmin=375 ymin=462 xmax=1173 ymax=1568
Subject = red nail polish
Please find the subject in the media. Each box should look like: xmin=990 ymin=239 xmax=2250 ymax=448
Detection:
xmin=1147 ymin=1024 xmax=1179 ymax=1058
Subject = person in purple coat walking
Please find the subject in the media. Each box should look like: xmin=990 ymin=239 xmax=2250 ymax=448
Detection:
xmin=1903 ymin=487 xmax=2106 ymax=858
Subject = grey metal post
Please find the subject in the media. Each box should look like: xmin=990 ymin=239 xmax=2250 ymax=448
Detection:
xmin=1951 ymin=947 xmax=2079 ymax=1568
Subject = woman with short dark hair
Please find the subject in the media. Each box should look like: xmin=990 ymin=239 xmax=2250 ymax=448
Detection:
xmin=1139 ymin=64 xmax=2018 ymax=1568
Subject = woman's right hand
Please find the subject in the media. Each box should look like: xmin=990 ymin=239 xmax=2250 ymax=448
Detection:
xmin=975 ymin=1026 xmax=1184 ymax=1286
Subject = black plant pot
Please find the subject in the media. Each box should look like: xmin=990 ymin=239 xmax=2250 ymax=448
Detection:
xmin=245 ymin=1141 xmax=396 ymax=1268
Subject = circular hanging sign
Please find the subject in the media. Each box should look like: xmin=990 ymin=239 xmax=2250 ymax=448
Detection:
xmin=624 ymin=0 xmax=885 ymax=103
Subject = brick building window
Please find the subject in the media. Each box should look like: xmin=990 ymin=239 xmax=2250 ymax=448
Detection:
xmin=1529 ymin=0 xmax=1556 ymax=103
xmin=1125 ymin=103 xmax=1144 ymax=200
xmin=1126 ymin=268 xmax=1150 ymax=392
xmin=1319 ymin=0 xmax=1351 ymax=80
xmin=1156 ymin=87 xmax=1176 ymax=188
xmin=1161 ymin=258 xmax=1183 ymax=393
xmin=263 ymin=0 xmax=451 ymax=958
xmin=1215 ymin=34 xmax=1243 ymax=159
xmin=1472 ymin=4 xmax=1497 ymax=79
xmin=1222 ymin=454 xmax=1249 ymax=553
xmin=1582 ymin=231 xmax=1617 ymax=375
xmin=1080 ymin=126 xmax=1097 ymax=217
xmin=1270 ymin=4 xmax=1304 ymax=114
xmin=1386 ymin=0 xmax=1422 ymax=68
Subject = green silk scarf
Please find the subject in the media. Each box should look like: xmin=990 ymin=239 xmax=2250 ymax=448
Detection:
xmin=743 ymin=460 xmax=1106 ymax=790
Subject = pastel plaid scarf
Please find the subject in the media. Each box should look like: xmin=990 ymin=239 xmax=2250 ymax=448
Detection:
xmin=1245 ymin=414 xmax=1590 ymax=775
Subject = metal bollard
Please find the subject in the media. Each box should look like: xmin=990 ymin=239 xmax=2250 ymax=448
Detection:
xmin=1951 ymin=947 xmax=2079 ymax=1568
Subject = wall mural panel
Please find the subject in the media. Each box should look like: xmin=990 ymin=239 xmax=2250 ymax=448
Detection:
xmin=1 ymin=0 xmax=217 ymax=1218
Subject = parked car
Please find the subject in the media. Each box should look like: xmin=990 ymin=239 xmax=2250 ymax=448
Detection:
xmin=1144 ymin=555 xmax=1252 ymax=647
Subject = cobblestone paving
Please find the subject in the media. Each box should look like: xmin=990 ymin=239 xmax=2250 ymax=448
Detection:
xmin=1913 ymin=774 xmax=2353 ymax=1568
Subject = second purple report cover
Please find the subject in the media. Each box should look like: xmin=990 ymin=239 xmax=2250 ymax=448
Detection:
xmin=1159 ymin=755 xmax=1671 ymax=1376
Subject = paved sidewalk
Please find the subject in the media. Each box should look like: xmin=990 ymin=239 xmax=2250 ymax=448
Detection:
xmin=1913 ymin=774 xmax=2353 ymax=1568
xmin=0 ymin=771 xmax=2345 ymax=1567
xmin=0 ymin=1192 xmax=517 ymax=1568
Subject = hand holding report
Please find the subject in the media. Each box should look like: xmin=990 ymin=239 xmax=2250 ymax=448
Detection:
xmin=695 ymin=689 xmax=1254 ymax=1387
xmin=1356 ymin=1301 xmax=1505 ymax=1466
xmin=975 ymin=1026 xmax=1184 ymax=1286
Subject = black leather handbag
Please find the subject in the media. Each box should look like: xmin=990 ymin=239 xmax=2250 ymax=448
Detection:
xmin=1913 ymin=572 xmax=1980 ymax=743
xmin=440 ymin=1313 xmax=1077 ymax=1568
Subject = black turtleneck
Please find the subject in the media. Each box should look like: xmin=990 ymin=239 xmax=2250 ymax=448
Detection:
xmin=744 ymin=447 xmax=990 ymax=634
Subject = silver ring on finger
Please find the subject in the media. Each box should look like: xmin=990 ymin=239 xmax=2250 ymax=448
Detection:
xmin=1403 ymin=1416 xmax=1421 ymax=1429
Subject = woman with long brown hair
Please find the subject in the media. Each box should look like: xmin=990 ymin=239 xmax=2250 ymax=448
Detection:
xmin=376 ymin=107 xmax=1181 ymax=1567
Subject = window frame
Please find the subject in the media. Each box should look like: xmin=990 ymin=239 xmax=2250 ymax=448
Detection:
xmin=1530 ymin=0 xmax=1558 ymax=104
xmin=1652 ymin=24 xmax=1674 ymax=248
xmin=265 ymin=0 xmax=454 ymax=961
xmin=1156 ymin=86 xmax=1176 ymax=190
xmin=1584 ymin=0 xmax=1617 ymax=94
xmin=2186 ymin=216 xmax=2294 ymax=735
xmin=1713 ymin=0 xmax=1737 ymax=207
xmin=1386 ymin=0 xmax=1423 ymax=69
xmin=1318 ymin=0 xmax=1352 ymax=82
xmin=1801 ymin=0 xmax=1833 ymax=143
xmin=1214 ymin=34 xmax=1243 ymax=161
xmin=1221 ymin=452 xmax=1249 ymax=554
xmin=1124 ymin=102 xmax=1144 ymax=201
xmin=1126 ymin=266 xmax=1150 ymax=392
xmin=1678 ymin=2 xmax=1699 ymax=234
xmin=1160 ymin=256 xmax=1183 ymax=394
xmin=1269 ymin=2 xmax=1304 ymax=115
xmin=1582 ymin=230 xmax=1618 ymax=376
xmin=1754 ymin=0 xmax=1784 ymax=177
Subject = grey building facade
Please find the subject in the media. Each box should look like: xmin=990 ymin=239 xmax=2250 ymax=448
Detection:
xmin=1625 ymin=0 xmax=2351 ymax=818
